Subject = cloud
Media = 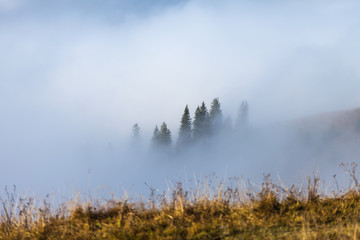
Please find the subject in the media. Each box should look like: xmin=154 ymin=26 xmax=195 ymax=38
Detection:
xmin=1 ymin=0 xmax=360 ymax=194
xmin=42 ymin=0 xmax=360 ymax=129
xmin=2 ymin=0 xmax=360 ymax=140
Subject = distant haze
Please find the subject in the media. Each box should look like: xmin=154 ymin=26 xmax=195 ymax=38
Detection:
xmin=1 ymin=0 xmax=360 ymax=196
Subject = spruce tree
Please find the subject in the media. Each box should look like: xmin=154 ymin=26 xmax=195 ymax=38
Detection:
xmin=176 ymin=105 xmax=192 ymax=149
xmin=199 ymin=101 xmax=210 ymax=136
xmin=193 ymin=106 xmax=202 ymax=140
xmin=209 ymin=98 xmax=223 ymax=135
xmin=159 ymin=122 xmax=172 ymax=146
xmin=193 ymin=102 xmax=210 ymax=140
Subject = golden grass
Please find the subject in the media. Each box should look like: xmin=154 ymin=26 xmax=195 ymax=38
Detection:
xmin=2 ymin=173 xmax=360 ymax=239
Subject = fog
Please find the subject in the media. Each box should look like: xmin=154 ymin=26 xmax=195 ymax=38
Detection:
xmin=1 ymin=0 xmax=360 ymax=197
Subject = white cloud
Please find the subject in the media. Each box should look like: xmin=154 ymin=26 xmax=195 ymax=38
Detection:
xmin=36 ymin=0 xmax=360 ymax=133
xmin=2 ymin=0 xmax=360 ymax=134
xmin=1 ymin=0 xmax=360 ymax=193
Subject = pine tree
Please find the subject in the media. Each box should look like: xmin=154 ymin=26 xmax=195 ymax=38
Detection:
xmin=176 ymin=105 xmax=192 ymax=149
xmin=199 ymin=101 xmax=210 ymax=136
xmin=151 ymin=125 xmax=160 ymax=147
xmin=193 ymin=106 xmax=202 ymax=140
xmin=209 ymin=98 xmax=223 ymax=135
xmin=236 ymin=101 xmax=248 ymax=129
xmin=193 ymin=102 xmax=210 ymax=140
xmin=159 ymin=122 xmax=172 ymax=146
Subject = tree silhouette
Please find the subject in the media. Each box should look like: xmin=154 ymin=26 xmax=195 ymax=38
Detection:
xmin=193 ymin=101 xmax=210 ymax=140
xmin=151 ymin=125 xmax=160 ymax=147
xmin=176 ymin=105 xmax=192 ymax=150
xmin=159 ymin=122 xmax=172 ymax=146
xmin=209 ymin=98 xmax=223 ymax=135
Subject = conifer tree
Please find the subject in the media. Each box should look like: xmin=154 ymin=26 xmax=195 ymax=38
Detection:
xmin=193 ymin=106 xmax=202 ymax=140
xmin=193 ymin=102 xmax=210 ymax=140
xmin=151 ymin=125 xmax=160 ymax=147
xmin=159 ymin=122 xmax=172 ymax=146
xmin=199 ymin=101 xmax=210 ymax=136
xmin=176 ymin=105 xmax=192 ymax=149
xmin=209 ymin=98 xmax=223 ymax=135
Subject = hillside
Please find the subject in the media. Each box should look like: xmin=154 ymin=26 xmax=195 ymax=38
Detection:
xmin=284 ymin=108 xmax=360 ymax=163
xmin=289 ymin=107 xmax=360 ymax=138
xmin=227 ymin=108 xmax=360 ymax=183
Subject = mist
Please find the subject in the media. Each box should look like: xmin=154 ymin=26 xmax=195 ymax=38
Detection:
xmin=1 ymin=0 xmax=360 ymax=197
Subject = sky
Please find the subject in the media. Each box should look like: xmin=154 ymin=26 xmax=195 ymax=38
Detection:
xmin=1 ymin=0 xmax=360 ymax=196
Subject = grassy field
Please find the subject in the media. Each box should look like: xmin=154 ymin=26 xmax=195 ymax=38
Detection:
xmin=2 ymin=167 xmax=360 ymax=239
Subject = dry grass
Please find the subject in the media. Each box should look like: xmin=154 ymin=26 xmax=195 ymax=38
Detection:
xmin=2 ymin=169 xmax=360 ymax=239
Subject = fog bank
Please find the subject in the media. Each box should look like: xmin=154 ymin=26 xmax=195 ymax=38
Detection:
xmin=1 ymin=0 xmax=360 ymax=196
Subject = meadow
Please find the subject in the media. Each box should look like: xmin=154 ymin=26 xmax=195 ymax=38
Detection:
xmin=1 ymin=163 xmax=360 ymax=239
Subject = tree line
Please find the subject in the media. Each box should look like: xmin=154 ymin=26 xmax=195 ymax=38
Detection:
xmin=132 ymin=98 xmax=248 ymax=152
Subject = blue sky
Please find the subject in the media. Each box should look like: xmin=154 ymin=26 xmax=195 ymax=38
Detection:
xmin=0 ymin=0 xmax=188 ymax=21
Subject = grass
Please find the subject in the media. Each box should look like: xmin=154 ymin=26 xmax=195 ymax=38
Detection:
xmin=2 ymin=166 xmax=360 ymax=239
